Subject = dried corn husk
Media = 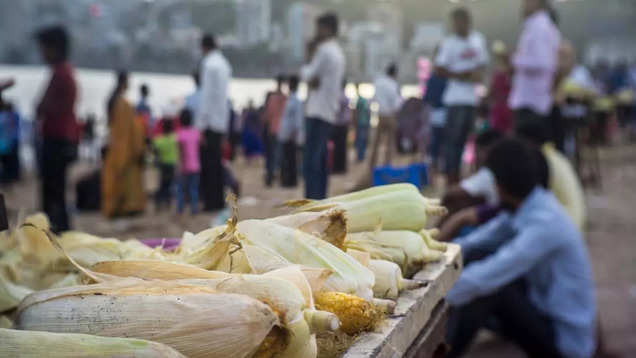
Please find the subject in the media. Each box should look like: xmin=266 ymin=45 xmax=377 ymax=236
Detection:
xmin=1 ymin=328 xmax=185 ymax=357
xmin=16 ymin=280 xmax=279 ymax=358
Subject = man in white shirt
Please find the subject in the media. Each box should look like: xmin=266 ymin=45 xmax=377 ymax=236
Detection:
xmin=369 ymin=63 xmax=403 ymax=169
xmin=435 ymin=7 xmax=489 ymax=185
xmin=300 ymin=12 xmax=345 ymax=199
xmin=197 ymin=34 xmax=232 ymax=211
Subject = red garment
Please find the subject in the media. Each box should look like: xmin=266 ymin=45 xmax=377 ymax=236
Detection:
xmin=37 ymin=62 xmax=79 ymax=142
xmin=263 ymin=91 xmax=287 ymax=135
xmin=489 ymin=70 xmax=514 ymax=134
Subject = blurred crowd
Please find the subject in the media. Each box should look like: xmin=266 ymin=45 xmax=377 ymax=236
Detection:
xmin=0 ymin=0 xmax=634 ymax=356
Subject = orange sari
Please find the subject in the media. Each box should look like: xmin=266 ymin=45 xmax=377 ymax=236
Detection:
xmin=102 ymin=96 xmax=146 ymax=217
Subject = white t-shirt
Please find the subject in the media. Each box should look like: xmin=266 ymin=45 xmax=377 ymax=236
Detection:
xmin=373 ymin=74 xmax=403 ymax=117
xmin=301 ymin=39 xmax=346 ymax=124
xmin=460 ymin=167 xmax=499 ymax=205
xmin=435 ymin=31 xmax=489 ymax=106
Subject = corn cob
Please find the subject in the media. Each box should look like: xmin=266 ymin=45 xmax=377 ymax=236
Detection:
xmin=419 ymin=229 xmax=448 ymax=252
xmin=15 ymin=280 xmax=280 ymax=358
xmin=1 ymin=328 xmax=186 ymax=358
xmin=268 ymin=209 xmax=347 ymax=249
xmin=286 ymin=184 xmax=447 ymax=233
xmin=345 ymin=231 xmax=442 ymax=277
xmin=237 ymin=220 xmax=375 ymax=300
xmin=368 ymin=259 xmax=425 ymax=300
xmin=314 ymin=291 xmax=383 ymax=335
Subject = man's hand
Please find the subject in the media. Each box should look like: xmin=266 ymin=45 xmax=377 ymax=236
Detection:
xmin=438 ymin=207 xmax=479 ymax=242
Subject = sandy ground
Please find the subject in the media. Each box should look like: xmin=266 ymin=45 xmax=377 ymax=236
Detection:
xmin=1 ymin=143 xmax=635 ymax=356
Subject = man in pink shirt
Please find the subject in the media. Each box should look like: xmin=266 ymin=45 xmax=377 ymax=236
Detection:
xmin=509 ymin=0 xmax=560 ymax=134
xmin=176 ymin=109 xmax=201 ymax=214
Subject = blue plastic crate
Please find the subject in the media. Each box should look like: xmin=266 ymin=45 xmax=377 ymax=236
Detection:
xmin=372 ymin=163 xmax=429 ymax=188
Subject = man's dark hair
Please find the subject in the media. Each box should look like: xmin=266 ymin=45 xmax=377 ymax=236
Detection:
xmin=475 ymin=129 xmax=503 ymax=148
xmin=180 ymin=109 xmax=193 ymax=127
xmin=140 ymin=83 xmax=149 ymax=97
xmin=201 ymin=33 xmax=217 ymax=50
xmin=517 ymin=121 xmax=550 ymax=146
xmin=486 ymin=139 xmax=538 ymax=199
xmin=386 ymin=63 xmax=397 ymax=78
xmin=276 ymin=74 xmax=286 ymax=87
xmin=163 ymin=118 xmax=174 ymax=133
xmin=288 ymin=75 xmax=299 ymax=92
xmin=317 ymin=12 xmax=339 ymax=35
xmin=35 ymin=25 xmax=70 ymax=61
xmin=451 ymin=7 xmax=471 ymax=22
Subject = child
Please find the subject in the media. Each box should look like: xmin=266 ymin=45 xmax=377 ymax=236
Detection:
xmin=277 ymin=75 xmax=303 ymax=187
xmin=176 ymin=109 xmax=201 ymax=214
xmin=152 ymin=119 xmax=177 ymax=210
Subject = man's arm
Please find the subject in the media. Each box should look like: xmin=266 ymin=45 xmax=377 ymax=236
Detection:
xmin=448 ymin=223 xmax=563 ymax=306
xmin=301 ymin=45 xmax=325 ymax=88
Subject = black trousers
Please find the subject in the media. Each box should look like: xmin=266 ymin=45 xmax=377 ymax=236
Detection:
xmin=155 ymin=163 xmax=175 ymax=209
xmin=199 ymin=130 xmax=225 ymax=211
xmin=0 ymin=144 xmax=20 ymax=183
xmin=280 ymin=141 xmax=298 ymax=188
xmin=40 ymin=139 xmax=76 ymax=233
xmin=447 ymin=249 xmax=562 ymax=358
xmin=331 ymin=124 xmax=348 ymax=174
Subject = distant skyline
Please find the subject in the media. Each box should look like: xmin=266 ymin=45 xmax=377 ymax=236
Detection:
xmin=1 ymin=0 xmax=635 ymax=80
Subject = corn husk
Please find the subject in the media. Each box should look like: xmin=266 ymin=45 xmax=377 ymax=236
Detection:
xmin=368 ymin=259 xmax=425 ymax=300
xmin=268 ymin=209 xmax=347 ymax=249
xmin=16 ymin=280 xmax=279 ymax=358
xmin=0 ymin=272 xmax=33 ymax=312
xmin=286 ymin=184 xmax=446 ymax=233
xmin=237 ymin=220 xmax=375 ymax=300
xmin=419 ymin=229 xmax=448 ymax=252
xmin=1 ymin=328 xmax=185 ymax=358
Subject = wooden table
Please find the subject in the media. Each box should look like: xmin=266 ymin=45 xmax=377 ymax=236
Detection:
xmin=343 ymin=244 xmax=462 ymax=358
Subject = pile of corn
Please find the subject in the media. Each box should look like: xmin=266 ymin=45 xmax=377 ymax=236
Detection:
xmin=0 ymin=183 xmax=448 ymax=357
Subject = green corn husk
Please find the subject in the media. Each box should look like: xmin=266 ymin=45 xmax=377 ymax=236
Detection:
xmin=1 ymin=328 xmax=185 ymax=357
xmin=285 ymin=184 xmax=446 ymax=233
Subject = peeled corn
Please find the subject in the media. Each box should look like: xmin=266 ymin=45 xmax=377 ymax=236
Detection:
xmin=314 ymin=291 xmax=382 ymax=335
xmin=1 ymin=328 xmax=185 ymax=357
xmin=16 ymin=280 xmax=280 ymax=358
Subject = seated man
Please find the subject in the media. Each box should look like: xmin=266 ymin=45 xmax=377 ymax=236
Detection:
xmin=446 ymin=139 xmax=596 ymax=358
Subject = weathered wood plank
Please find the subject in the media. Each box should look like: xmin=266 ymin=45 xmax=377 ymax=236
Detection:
xmin=342 ymin=243 xmax=462 ymax=358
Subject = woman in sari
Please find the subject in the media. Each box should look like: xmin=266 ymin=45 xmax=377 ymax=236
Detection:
xmin=102 ymin=71 xmax=146 ymax=217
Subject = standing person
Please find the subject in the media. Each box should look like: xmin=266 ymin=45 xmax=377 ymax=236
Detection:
xmin=176 ymin=109 xmax=201 ymax=215
xmin=488 ymin=42 xmax=514 ymax=134
xmin=196 ymin=34 xmax=231 ymax=212
xmin=241 ymin=100 xmax=264 ymax=160
xmin=152 ymin=119 xmax=178 ymax=211
xmin=435 ymin=8 xmax=489 ymax=185
xmin=370 ymin=63 xmax=403 ymax=169
xmin=301 ymin=12 xmax=345 ymax=199
xmin=102 ymin=71 xmax=146 ymax=218
xmin=34 ymin=26 xmax=79 ymax=232
xmin=423 ymin=48 xmax=449 ymax=172
xmin=445 ymin=139 xmax=596 ymax=358
xmin=278 ymin=75 xmax=303 ymax=188
xmin=354 ymin=83 xmax=371 ymax=162
xmin=332 ymin=80 xmax=351 ymax=174
xmin=227 ymin=99 xmax=240 ymax=161
xmin=262 ymin=75 xmax=287 ymax=186
xmin=136 ymin=84 xmax=152 ymax=122
xmin=509 ymin=0 xmax=560 ymax=134
xmin=0 ymin=102 xmax=21 ymax=184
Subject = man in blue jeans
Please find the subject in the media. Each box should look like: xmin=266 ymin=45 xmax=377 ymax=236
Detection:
xmin=435 ymin=8 xmax=488 ymax=184
xmin=446 ymin=139 xmax=596 ymax=358
xmin=301 ymin=12 xmax=345 ymax=199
